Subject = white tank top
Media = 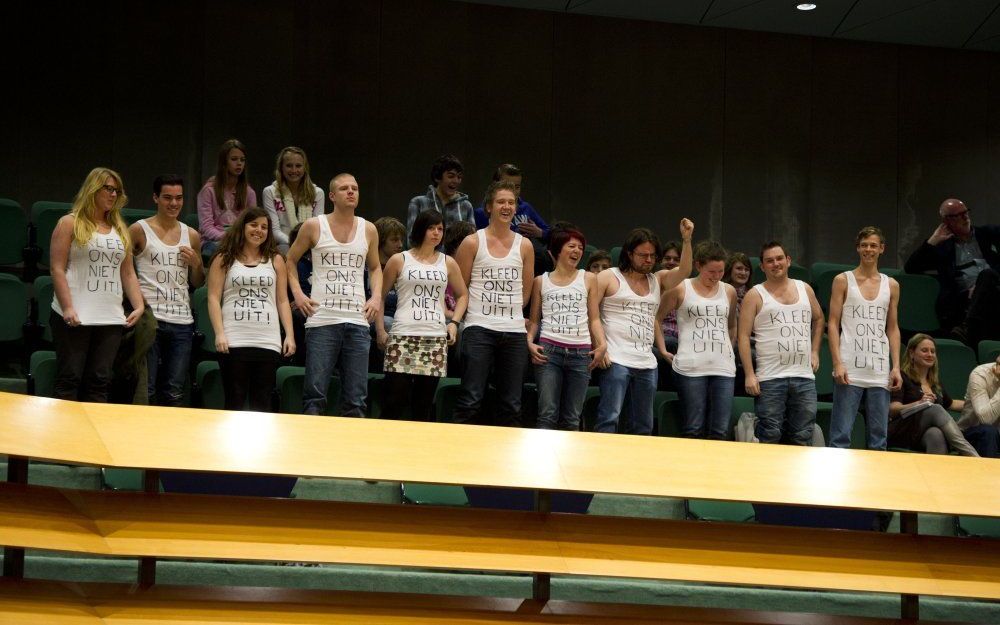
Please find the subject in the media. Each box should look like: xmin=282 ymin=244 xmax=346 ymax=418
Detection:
xmin=672 ymin=279 xmax=735 ymax=377
xmin=52 ymin=228 xmax=126 ymax=326
xmin=221 ymin=258 xmax=280 ymax=353
xmin=307 ymin=215 xmax=368 ymax=328
xmin=464 ymin=230 xmax=526 ymax=333
xmin=838 ymin=271 xmax=891 ymax=389
xmin=600 ymin=268 xmax=659 ymax=369
xmin=752 ymin=280 xmax=814 ymax=382
xmin=134 ymin=219 xmax=193 ymax=325
xmin=540 ymin=270 xmax=590 ymax=346
xmin=391 ymin=251 xmax=448 ymax=337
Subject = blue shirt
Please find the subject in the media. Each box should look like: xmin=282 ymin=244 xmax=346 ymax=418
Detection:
xmin=474 ymin=197 xmax=550 ymax=239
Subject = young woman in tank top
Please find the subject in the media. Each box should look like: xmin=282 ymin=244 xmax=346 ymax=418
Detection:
xmin=526 ymin=228 xmax=607 ymax=430
xmin=50 ymin=167 xmax=145 ymax=402
xmin=657 ymin=240 xmax=738 ymax=440
xmin=375 ymin=209 xmax=468 ymax=421
xmin=207 ymin=207 xmax=295 ymax=411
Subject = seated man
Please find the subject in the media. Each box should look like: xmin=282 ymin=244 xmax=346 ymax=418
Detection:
xmin=958 ymin=356 xmax=1000 ymax=457
xmin=904 ymin=198 xmax=1000 ymax=345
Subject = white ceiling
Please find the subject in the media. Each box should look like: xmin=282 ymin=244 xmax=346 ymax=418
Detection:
xmin=456 ymin=0 xmax=1000 ymax=51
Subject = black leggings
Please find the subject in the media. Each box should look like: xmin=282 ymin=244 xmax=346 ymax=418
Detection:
xmin=50 ymin=311 xmax=123 ymax=402
xmin=381 ymin=372 xmax=439 ymax=421
xmin=219 ymin=347 xmax=279 ymax=412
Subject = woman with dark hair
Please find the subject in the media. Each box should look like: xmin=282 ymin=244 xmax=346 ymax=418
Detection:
xmin=888 ymin=334 xmax=978 ymax=455
xmin=198 ymin=139 xmax=257 ymax=256
xmin=50 ymin=167 xmax=145 ymax=402
xmin=207 ymin=206 xmax=295 ymax=411
xmin=723 ymin=251 xmax=753 ymax=317
xmin=376 ymin=209 xmax=468 ymax=421
xmin=527 ymin=228 xmax=607 ymax=430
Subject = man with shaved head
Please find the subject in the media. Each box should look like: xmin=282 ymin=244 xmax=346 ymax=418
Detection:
xmin=905 ymin=198 xmax=1000 ymax=345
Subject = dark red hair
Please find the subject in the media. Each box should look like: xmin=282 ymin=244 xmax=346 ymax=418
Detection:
xmin=548 ymin=228 xmax=586 ymax=258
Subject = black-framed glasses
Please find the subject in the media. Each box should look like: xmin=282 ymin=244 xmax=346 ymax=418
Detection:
xmin=100 ymin=184 xmax=120 ymax=195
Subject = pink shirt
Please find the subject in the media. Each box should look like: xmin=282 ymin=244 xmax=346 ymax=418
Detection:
xmin=197 ymin=179 xmax=258 ymax=241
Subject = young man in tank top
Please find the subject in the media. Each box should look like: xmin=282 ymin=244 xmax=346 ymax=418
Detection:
xmin=738 ymin=241 xmax=824 ymax=445
xmin=828 ymin=226 xmax=902 ymax=450
xmin=453 ymin=180 xmax=534 ymax=426
xmin=595 ymin=221 xmax=693 ymax=434
xmin=129 ymin=175 xmax=204 ymax=406
xmin=286 ymin=173 xmax=382 ymax=417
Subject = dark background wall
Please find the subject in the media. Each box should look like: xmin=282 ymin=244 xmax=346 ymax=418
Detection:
xmin=3 ymin=0 xmax=999 ymax=266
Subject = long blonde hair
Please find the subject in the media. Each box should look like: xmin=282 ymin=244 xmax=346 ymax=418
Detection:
xmin=70 ymin=167 xmax=130 ymax=249
xmin=901 ymin=333 xmax=941 ymax=394
xmin=274 ymin=146 xmax=317 ymax=209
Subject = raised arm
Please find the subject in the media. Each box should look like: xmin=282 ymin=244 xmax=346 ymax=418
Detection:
xmin=658 ymin=218 xmax=694 ymax=292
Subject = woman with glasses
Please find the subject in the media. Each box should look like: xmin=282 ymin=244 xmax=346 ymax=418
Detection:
xmin=49 ymin=167 xmax=145 ymax=402
xmin=198 ymin=138 xmax=257 ymax=256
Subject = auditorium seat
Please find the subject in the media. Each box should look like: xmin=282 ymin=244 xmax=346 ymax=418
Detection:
xmin=32 ymin=276 xmax=54 ymax=342
xmin=195 ymin=360 xmax=224 ymax=409
xmin=27 ymin=350 xmax=56 ymax=398
xmin=578 ymin=244 xmax=597 ymax=269
xmin=121 ymin=208 xmax=155 ymax=225
xmin=402 ymin=483 xmax=470 ymax=506
xmin=934 ymin=339 xmax=977 ymax=399
xmin=367 ymin=372 xmax=385 ymax=418
xmin=957 ymin=515 xmax=1000 ymax=538
xmin=182 ymin=212 xmax=200 ymax=231
xmin=191 ymin=286 xmax=215 ymax=354
xmin=434 ymin=378 xmax=463 ymax=423
xmin=895 ymin=273 xmax=941 ymax=334
xmin=0 ymin=198 xmax=27 ymax=269
xmin=809 ymin=262 xmax=852 ymax=281
xmin=30 ymin=201 xmax=72 ymax=268
xmin=610 ymin=246 xmax=622 ymax=266
xmin=0 ymin=273 xmax=28 ymax=344
xmin=814 ymin=402 xmax=867 ymax=450
xmin=814 ymin=339 xmax=834 ymax=398
xmin=978 ymin=339 xmax=1000 ymax=364
xmin=276 ymin=365 xmax=342 ymax=416
xmin=812 ymin=268 xmax=844 ymax=312
xmin=654 ymin=391 xmax=681 ymax=437
xmin=686 ymin=499 xmax=755 ymax=523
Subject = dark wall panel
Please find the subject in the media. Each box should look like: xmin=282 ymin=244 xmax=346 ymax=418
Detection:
xmin=721 ymin=30 xmax=811 ymax=261
xmin=550 ymin=15 xmax=724 ymax=246
xmin=809 ymin=39 xmax=898 ymax=265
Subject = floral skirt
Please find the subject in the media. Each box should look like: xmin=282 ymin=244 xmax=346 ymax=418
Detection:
xmin=384 ymin=335 xmax=447 ymax=377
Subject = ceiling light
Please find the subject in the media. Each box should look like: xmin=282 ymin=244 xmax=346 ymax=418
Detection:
xmin=797 ymin=3 xmax=817 ymax=9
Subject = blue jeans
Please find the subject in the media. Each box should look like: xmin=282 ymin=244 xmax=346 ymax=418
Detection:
xmin=303 ymin=323 xmax=370 ymax=416
xmin=146 ymin=321 xmax=194 ymax=407
xmin=754 ymin=377 xmax=817 ymax=445
xmin=535 ymin=343 xmax=591 ymax=430
xmin=595 ymin=363 xmax=657 ymax=435
xmin=675 ymin=373 xmax=734 ymax=440
xmin=454 ymin=326 xmax=529 ymax=427
xmin=829 ymin=383 xmax=889 ymax=450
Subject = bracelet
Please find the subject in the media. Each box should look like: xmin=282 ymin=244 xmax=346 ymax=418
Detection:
xmin=448 ymin=319 xmax=460 ymax=326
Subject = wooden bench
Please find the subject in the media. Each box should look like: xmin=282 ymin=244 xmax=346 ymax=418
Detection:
xmin=2 ymin=392 xmax=999 ymax=623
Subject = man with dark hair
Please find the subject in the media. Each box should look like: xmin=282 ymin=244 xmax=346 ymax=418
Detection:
xmin=406 ymin=154 xmax=475 ymax=243
xmin=453 ymin=180 xmax=534 ymax=426
xmin=738 ymin=241 xmax=824 ymax=445
xmin=129 ymin=175 xmax=204 ymax=406
xmin=474 ymin=164 xmax=549 ymax=239
xmin=594 ymin=220 xmax=693 ymax=434
xmin=904 ymin=198 xmax=1000 ymax=345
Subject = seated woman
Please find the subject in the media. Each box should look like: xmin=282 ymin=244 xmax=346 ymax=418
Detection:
xmin=262 ymin=146 xmax=324 ymax=253
xmin=888 ymin=333 xmax=978 ymax=456
xmin=723 ymin=251 xmax=752 ymax=317
xmin=198 ymin=139 xmax=257 ymax=256
xmin=585 ymin=249 xmax=611 ymax=274
xmin=207 ymin=206 xmax=295 ymax=411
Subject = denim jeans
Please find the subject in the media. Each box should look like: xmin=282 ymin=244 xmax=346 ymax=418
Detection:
xmin=535 ymin=343 xmax=591 ymax=431
xmin=829 ymin=383 xmax=889 ymax=450
xmin=595 ymin=362 xmax=657 ymax=435
xmin=454 ymin=326 xmax=528 ymax=427
xmin=675 ymin=372 xmax=734 ymax=440
xmin=303 ymin=322 xmax=370 ymax=416
xmin=754 ymin=377 xmax=817 ymax=445
xmin=146 ymin=320 xmax=194 ymax=407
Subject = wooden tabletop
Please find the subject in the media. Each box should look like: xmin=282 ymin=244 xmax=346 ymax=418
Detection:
xmin=1 ymin=392 xmax=998 ymax=517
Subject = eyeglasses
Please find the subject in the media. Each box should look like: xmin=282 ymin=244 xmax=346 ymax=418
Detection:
xmin=632 ymin=252 xmax=658 ymax=260
xmin=944 ymin=209 xmax=970 ymax=221
xmin=100 ymin=184 xmax=120 ymax=195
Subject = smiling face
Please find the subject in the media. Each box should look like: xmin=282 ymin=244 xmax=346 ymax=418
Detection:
xmin=696 ymin=259 xmax=726 ymax=286
xmin=243 ymin=215 xmax=269 ymax=249
xmin=729 ymin=261 xmax=751 ymax=286
xmin=154 ymin=184 xmax=183 ymax=219
xmin=487 ymin=189 xmax=517 ymax=226
xmin=856 ymin=234 xmax=884 ymax=264
xmin=95 ymin=175 xmax=120 ymax=215
xmin=556 ymin=237 xmax=585 ymax=270
xmin=911 ymin=338 xmax=937 ymax=370
xmin=660 ymin=248 xmax=681 ymax=270
xmin=281 ymin=152 xmax=305 ymax=186
xmin=436 ymin=169 xmax=463 ymax=199
xmin=760 ymin=246 xmax=788 ymax=280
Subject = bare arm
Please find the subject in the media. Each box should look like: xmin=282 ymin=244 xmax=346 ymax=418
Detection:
xmin=455 ymin=234 xmax=478 ymax=286
xmin=828 ymin=274 xmax=848 ymax=385
xmin=129 ymin=222 xmax=146 ymax=255
xmin=286 ymin=219 xmax=319 ymax=315
xmin=273 ymin=255 xmax=295 ymax=357
xmin=726 ymin=284 xmax=738 ymax=345
xmin=887 ymin=278 xmax=902 ymax=391
xmin=206 ymin=256 xmax=228 ymax=353
xmin=805 ymin=284 xmax=825 ymax=372
xmin=585 ymin=272 xmax=607 ymax=370
xmin=520 ymin=237 xmax=535 ymax=305
xmin=363 ymin=221 xmax=382 ymax=323
xmin=738 ymin=288 xmax=761 ymax=395
xmin=120 ymin=248 xmax=145 ymax=327
xmin=656 ymin=283 xmax=683 ymax=323
xmin=186 ymin=230 xmax=205 ymax=288
xmin=658 ymin=218 xmax=694 ymax=292
xmin=375 ymin=253 xmax=403 ymax=344
xmin=445 ymin=256 xmax=468 ymax=346
xmin=50 ymin=216 xmax=78 ymax=324
xmin=526 ymin=277 xmax=546 ymax=364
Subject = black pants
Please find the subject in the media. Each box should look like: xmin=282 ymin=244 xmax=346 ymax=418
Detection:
xmin=219 ymin=347 xmax=279 ymax=411
xmin=50 ymin=310 xmax=123 ymax=402
xmin=453 ymin=326 xmax=529 ymax=427
xmin=967 ymin=268 xmax=1000 ymax=346
xmin=381 ymin=372 xmax=439 ymax=421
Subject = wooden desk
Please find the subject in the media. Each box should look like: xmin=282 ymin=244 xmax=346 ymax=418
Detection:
xmin=1 ymin=392 xmax=998 ymax=516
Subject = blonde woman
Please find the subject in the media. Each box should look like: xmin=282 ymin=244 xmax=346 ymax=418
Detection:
xmin=262 ymin=146 xmax=324 ymax=251
xmin=50 ymin=167 xmax=144 ymax=402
